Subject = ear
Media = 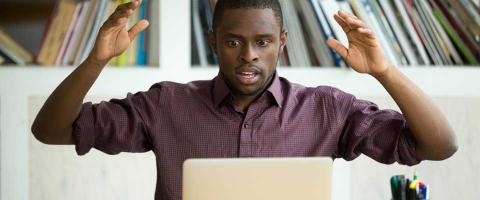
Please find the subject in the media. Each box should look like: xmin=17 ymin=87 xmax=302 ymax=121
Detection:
xmin=279 ymin=30 xmax=287 ymax=53
xmin=208 ymin=31 xmax=218 ymax=55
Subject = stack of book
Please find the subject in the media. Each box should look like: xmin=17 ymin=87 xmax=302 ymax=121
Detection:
xmin=191 ymin=0 xmax=480 ymax=67
xmin=37 ymin=0 xmax=158 ymax=67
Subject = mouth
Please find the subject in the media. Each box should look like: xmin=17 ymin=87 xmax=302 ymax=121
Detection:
xmin=235 ymin=67 xmax=261 ymax=85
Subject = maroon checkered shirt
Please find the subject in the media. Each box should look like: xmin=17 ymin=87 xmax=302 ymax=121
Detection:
xmin=73 ymin=72 xmax=420 ymax=200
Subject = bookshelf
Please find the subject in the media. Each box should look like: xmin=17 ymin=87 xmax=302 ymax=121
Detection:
xmin=0 ymin=0 xmax=479 ymax=200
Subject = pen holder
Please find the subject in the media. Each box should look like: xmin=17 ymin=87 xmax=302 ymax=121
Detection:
xmin=390 ymin=174 xmax=429 ymax=200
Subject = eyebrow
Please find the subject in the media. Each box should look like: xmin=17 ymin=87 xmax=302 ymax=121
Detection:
xmin=222 ymin=33 xmax=275 ymax=39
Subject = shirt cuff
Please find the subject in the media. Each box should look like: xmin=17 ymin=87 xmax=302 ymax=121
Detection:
xmin=72 ymin=102 xmax=96 ymax=155
xmin=399 ymin=128 xmax=422 ymax=166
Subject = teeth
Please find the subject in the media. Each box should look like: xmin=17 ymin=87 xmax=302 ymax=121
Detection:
xmin=239 ymin=72 xmax=255 ymax=79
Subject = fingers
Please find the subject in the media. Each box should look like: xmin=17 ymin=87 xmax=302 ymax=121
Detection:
xmin=326 ymin=38 xmax=349 ymax=60
xmin=333 ymin=10 xmax=376 ymax=40
xmin=356 ymin=26 xmax=376 ymax=39
xmin=128 ymin=19 xmax=150 ymax=39
xmin=111 ymin=0 xmax=141 ymax=19
xmin=334 ymin=11 xmax=366 ymax=33
xmin=103 ymin=0 xmax=142 ymax=30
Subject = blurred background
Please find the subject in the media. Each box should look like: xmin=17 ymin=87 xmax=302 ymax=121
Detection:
xmin=1 ymin=0 xmax=479 ymax=199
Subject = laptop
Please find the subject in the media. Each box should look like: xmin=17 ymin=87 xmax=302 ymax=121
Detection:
xmin=182 ymin=157 xmax=332 ymax=200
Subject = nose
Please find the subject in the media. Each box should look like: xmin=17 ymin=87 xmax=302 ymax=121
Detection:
xmin=239 ymin=44 xmax=259 ymax=63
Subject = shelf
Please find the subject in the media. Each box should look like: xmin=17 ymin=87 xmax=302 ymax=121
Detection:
xmin=1 ymin=66 xmax=479 ymax=97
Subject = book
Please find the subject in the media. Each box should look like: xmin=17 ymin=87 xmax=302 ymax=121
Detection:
xmin=75 ymin=0 xmax=111 ymax=65
xmin=124 ymin=0 xmax=140 ymax=66
xmin=412 ymin=0 xmax=445 ymax=65
xmin=279 ymin=0 xmax=312 ymax=67
xmin=137 ymin=0 xmax=148 ymax=66
xmin=446 ymin=0 xmax=480 ymax=46
xmin=472 ymin=0 xmax=480 ymax=7
xmin=148 ymin=0 xmax=160 ymax=66
xmin=377 ymin=0 xmax=419 ymax=65
xmin=62 ymin=0 xmax=92 ymax=65
xmin=370 ymin=0 xmax=408 ymax=65
xmin=459 ymin=0 xmax=480 ymax=26
xmin=0 ymin=50 xmax=17 ymax=65
xmin=349 ymin=0 xmax=401 ymax=65
xmin=402 ymin=0 xmax=443 ymax=65
xmin=310 ymin=0 xmax=344 ymax=66
xmin=435 ymin=0 xmax=480 ymax=62
xmin=420 ymin=0 xmax=462 ymax=64
xmin=73 ymin=0 xmax=101 ymax=65
xmin=0 ymin=29 xmax=34 ymax=65
xmin=430 ymin=0 xmax=478 ymax=64
xmin=296 ymin=0 xmax=334 ymax=66
xmin=393 ymin=0 xmax=431 ymax=65
xmin=56 ymin=1 xmax=84 ymax=65
xmin=192 ymin=0 xmax=209 ymax=66
xmin=37 ymin=0 xmax=77 ymax=65
xmin=319 ymin=0 xmax=349 ymax=48
xmin=199 ymin=0 xmax=217 ymax=65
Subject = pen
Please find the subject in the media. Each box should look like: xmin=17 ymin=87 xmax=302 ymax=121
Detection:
xmin=409 ymin=179 xmax=420 ymax=189
xmin=399 ymin=176 xmax=406 ymax=200
xmin=390 ymin=176 xmax=399 ymax=200
xmin=421 ymin=184 xmax=429 ymax=200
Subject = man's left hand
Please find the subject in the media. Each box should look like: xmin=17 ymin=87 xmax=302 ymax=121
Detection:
xmin=326 ymin=10 xmax=392 ymax=78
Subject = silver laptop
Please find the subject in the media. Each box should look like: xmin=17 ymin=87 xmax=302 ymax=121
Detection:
xmin=182 ymin=157 xmax=332 ymax=200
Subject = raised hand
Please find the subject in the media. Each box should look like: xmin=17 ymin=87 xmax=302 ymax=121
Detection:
xmin=89 ymin=0 xmax=149 ymax=64
xmin=326 ymin=11 xmax=392 ymax=78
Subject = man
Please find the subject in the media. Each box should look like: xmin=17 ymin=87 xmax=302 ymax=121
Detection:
xmin=32 ymin=0 xmax=457 ymax=199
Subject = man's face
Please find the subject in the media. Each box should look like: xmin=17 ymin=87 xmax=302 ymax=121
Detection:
xmin=209 ymin=8 xmax=287 ymax=97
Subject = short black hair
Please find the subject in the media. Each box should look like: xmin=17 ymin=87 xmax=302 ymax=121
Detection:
xmin=212 ymin=0 xmax=284 ymax=32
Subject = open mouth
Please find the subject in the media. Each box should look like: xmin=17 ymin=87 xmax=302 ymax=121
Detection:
xmin=236 ymin=71 xmax=260 ymax=85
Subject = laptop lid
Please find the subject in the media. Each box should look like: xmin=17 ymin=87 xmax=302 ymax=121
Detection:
xmin=182 ymin=157 xmax=332 ymax=200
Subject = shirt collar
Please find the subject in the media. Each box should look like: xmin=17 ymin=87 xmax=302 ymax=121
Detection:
xmin=213 ymin=74 xmax=231 ymax=106
xmin=213 ymin=71 xmax=284 ymax=107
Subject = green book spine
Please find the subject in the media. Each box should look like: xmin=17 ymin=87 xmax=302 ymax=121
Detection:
xmin=432 ymin=7 xmax=478 ymax=64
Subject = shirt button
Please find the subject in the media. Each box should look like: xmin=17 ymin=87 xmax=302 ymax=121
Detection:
xmin=244 ymin=123 xmax=250 ymax=128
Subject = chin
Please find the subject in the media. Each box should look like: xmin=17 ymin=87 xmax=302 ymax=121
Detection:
xmin=234 ymin=85 xmax=261 ymax=96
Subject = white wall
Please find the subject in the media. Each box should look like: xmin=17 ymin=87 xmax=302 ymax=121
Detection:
xmin=2 ymin=67 xmax=479 ymax=199
xmin=350 ymin=96 xmax=480 ymax=200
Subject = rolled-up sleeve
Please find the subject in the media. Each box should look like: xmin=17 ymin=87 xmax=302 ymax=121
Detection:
xmin=72 ymin=85 xmax=161 ymax=155
xmin=335 ymin=92 xmax=421 ymax=166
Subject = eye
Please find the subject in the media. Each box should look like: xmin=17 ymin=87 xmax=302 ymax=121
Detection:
xmin=257 ymin=40 xmax=270 ymax=47
xmin=227 ymin=40 xmax=241 ymax=47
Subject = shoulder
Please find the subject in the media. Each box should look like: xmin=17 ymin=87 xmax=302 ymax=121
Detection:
xmin=144 ymin=79 xmax=213 ymax=106
xmin=314 ymin=85 xmax=356 ymax=102
xmin=148 ymin=79 xmax=213 ymax=95
xmin=279 ymin=76 xmax=355 ymax=102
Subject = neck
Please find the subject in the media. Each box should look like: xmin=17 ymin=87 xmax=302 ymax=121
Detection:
xmin=224 ymin=72 xmax=276 ymax=113
xmin=232 ymin=76 xmax=274 ymax=113
xmin=232 ymin=94 xmax=257 ymax=113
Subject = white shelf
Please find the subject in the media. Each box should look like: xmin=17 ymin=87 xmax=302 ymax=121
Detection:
xmin=1 ymin=66 xmax=479 ymax=97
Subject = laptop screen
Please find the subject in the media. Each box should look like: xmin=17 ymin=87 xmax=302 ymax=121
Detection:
xmin=182 ymin=157 xmax=332 ymax=200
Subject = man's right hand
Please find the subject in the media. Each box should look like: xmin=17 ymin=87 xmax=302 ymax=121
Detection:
xmin=89 ymin=0 xmax=149 ymax=64
xmin=32 ymin=0 xmax=150 ymax=145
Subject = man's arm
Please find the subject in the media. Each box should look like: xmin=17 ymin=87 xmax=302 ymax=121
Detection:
xmin=326 ymin=11 xmax=457 ymax=160
xmin=31 ymin=0 xmax=149 ymax=145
